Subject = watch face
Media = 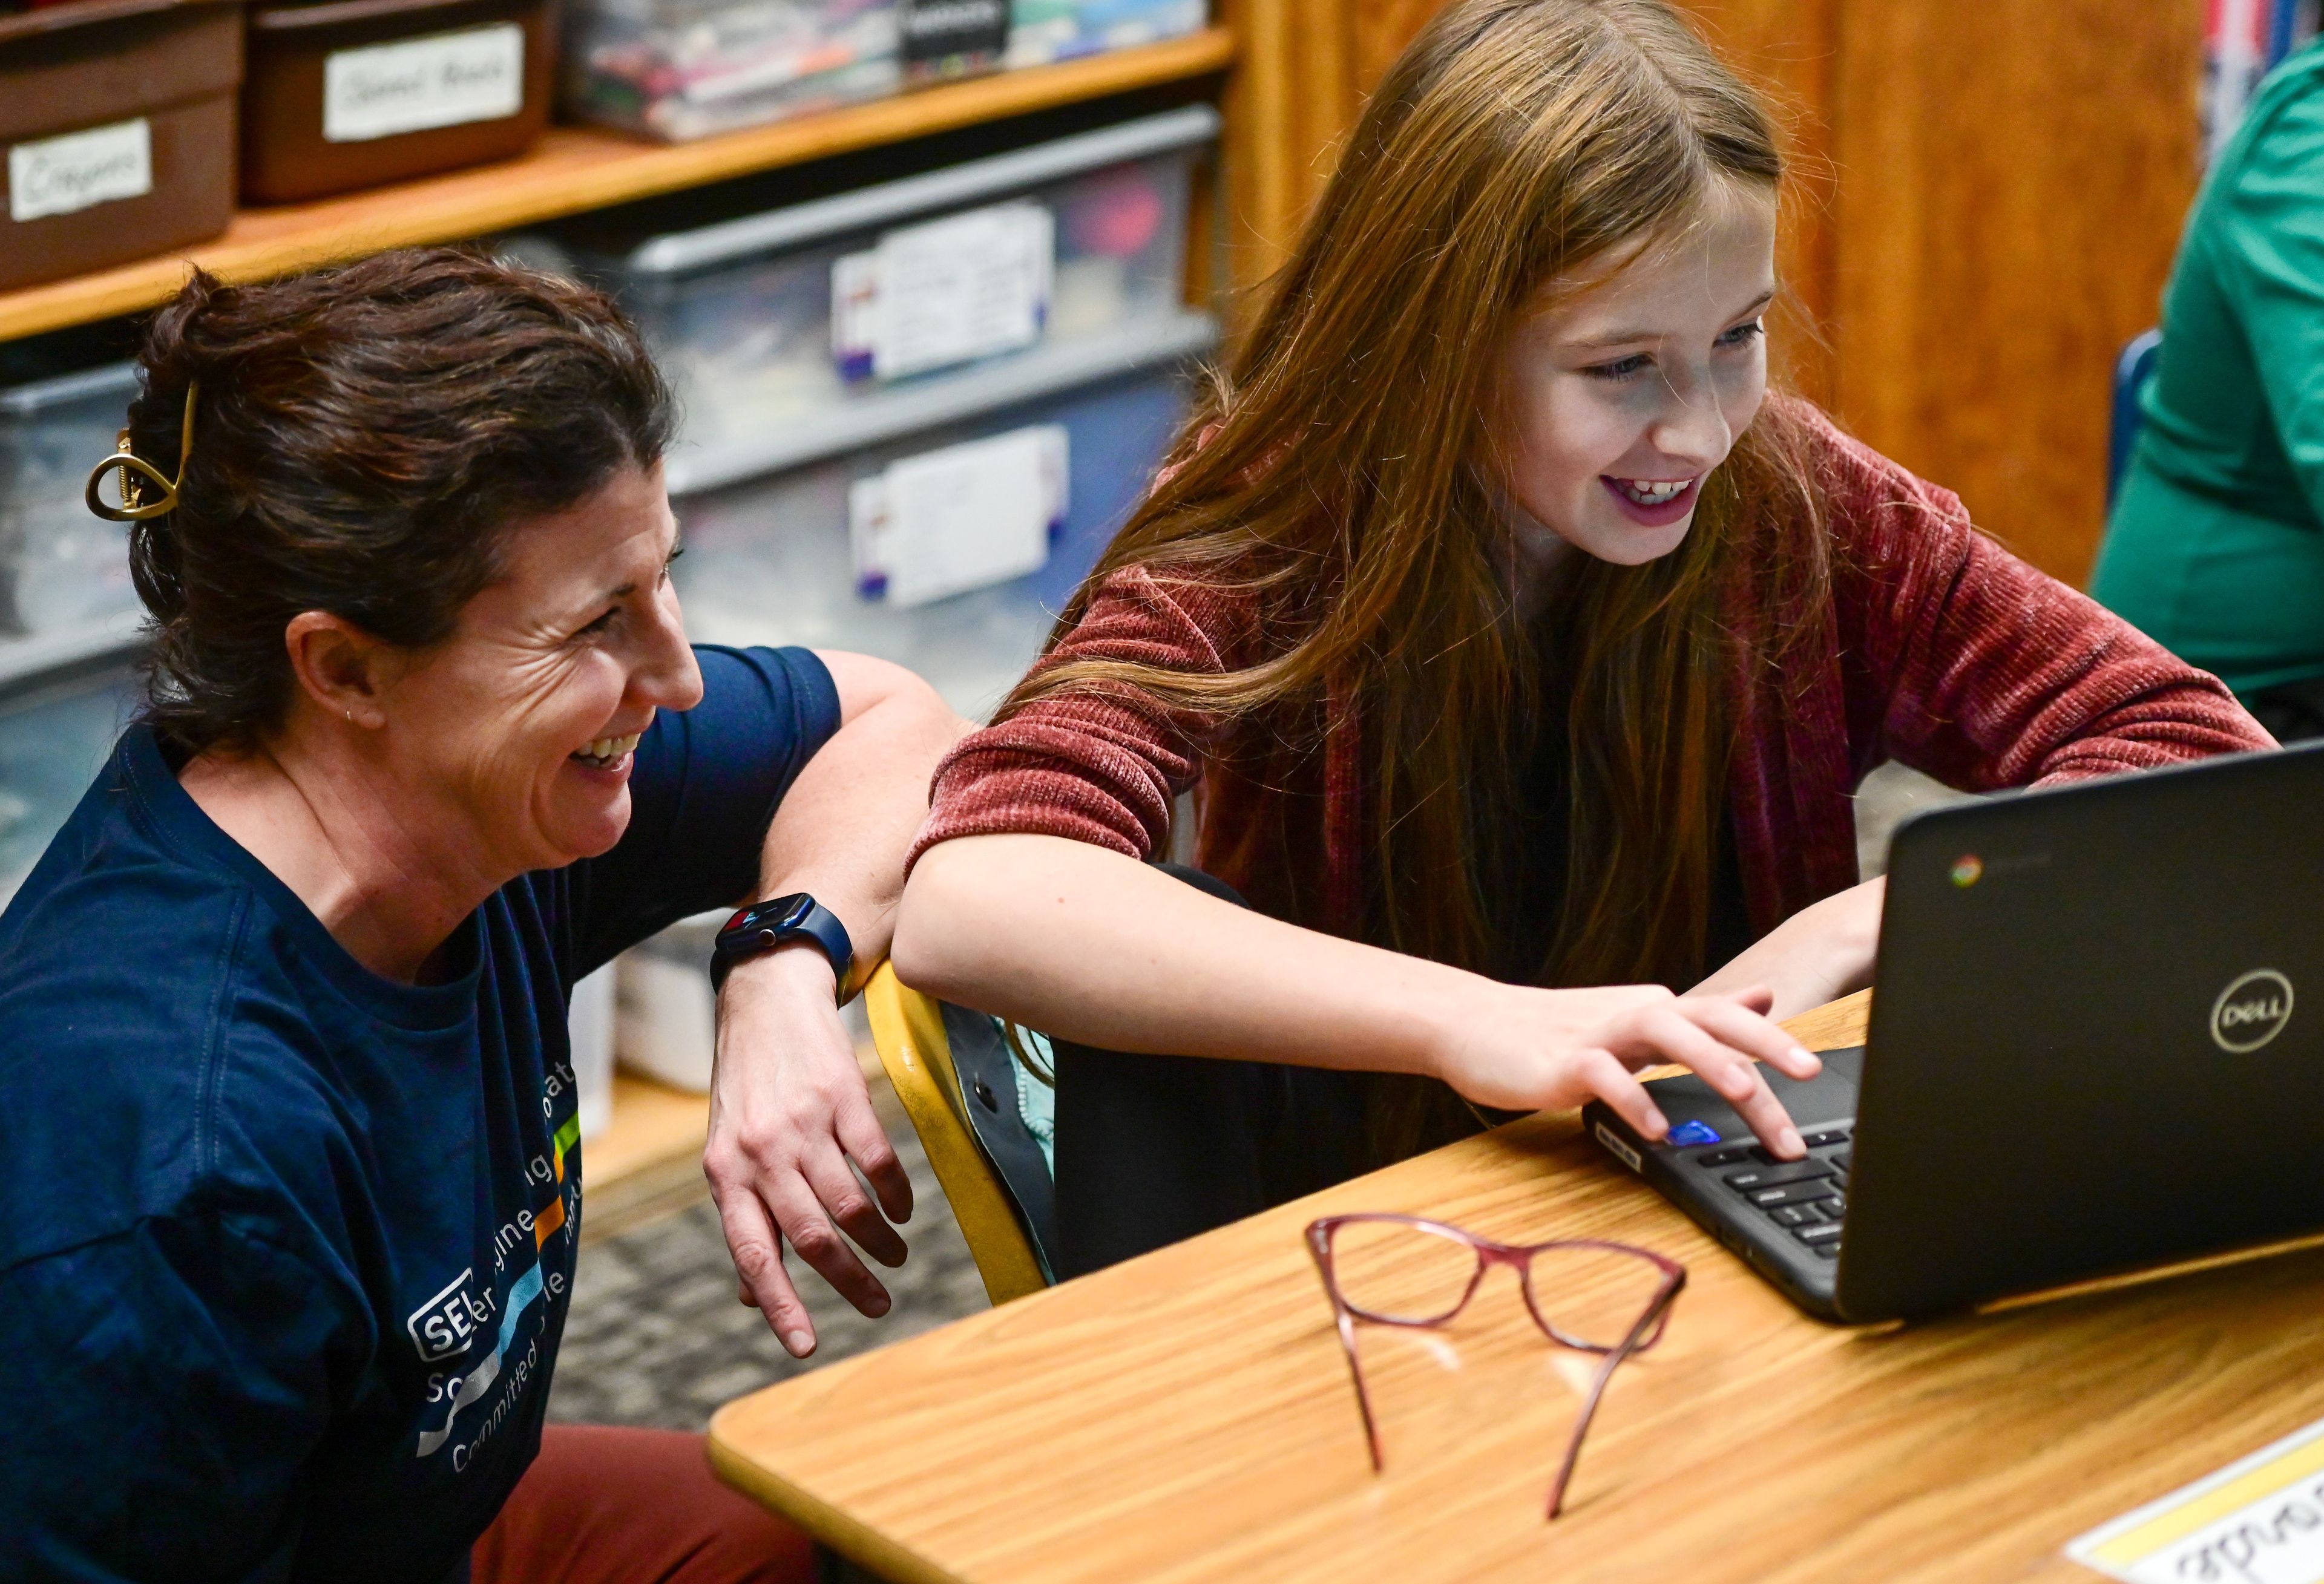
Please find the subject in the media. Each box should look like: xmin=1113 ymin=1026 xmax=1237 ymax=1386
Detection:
xmin=721 ymin=895 xmax=811 ymax=946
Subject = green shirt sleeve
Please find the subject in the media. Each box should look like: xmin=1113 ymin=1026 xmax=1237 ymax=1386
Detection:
xmin=2214 ymin=78 xmax=2324 ymax=517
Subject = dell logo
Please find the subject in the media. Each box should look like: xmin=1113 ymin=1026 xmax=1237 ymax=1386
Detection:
xmin=2210 ymin=969 xmax=2295 ymax=1053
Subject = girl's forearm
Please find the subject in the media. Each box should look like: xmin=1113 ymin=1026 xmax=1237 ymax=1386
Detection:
xmin=891 ymin=833 xmax=1470 ymax=1079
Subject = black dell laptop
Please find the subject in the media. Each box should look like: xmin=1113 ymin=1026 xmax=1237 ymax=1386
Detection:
xmin=1584 ymin=740 xmax=2324 ymax=1323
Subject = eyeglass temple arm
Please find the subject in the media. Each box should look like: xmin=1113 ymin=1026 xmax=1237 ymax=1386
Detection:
xmin=1307 ymin=1233 xmax=1387 ymax=1473
xmin=1542 ymin=1273 xmax=1684 ymax=1520
xmin=1330 ymin=1304 xmax=1387 ymax=1473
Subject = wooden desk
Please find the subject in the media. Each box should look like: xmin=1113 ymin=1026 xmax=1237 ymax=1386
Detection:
xmin=709 ymin=989 xmax=2324 ymax=1582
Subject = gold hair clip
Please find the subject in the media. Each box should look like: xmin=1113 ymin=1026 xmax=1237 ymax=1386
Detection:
xmin=85 ymin=379 xmax=199 ymax=523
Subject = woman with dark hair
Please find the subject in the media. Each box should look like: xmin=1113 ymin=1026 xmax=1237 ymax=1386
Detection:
xmin=0 ymin=249 xmax=959 ymax=1581
xmin=892 ymin=0 xmax=2275 ymax=1277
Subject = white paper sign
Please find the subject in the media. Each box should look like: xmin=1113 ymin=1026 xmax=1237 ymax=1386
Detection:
xmin=830 ymin=201 xmax=1053 ymax=382
xmin=8 ymin=118 xmax=151 ymax=223
xmin=324 ymin=24 xmax=525 ymax=143
xmin=849 ymin=425 xmax=1067 ymax=609
xmin=2069 ymin=1414 xmax=2324 ymax=1583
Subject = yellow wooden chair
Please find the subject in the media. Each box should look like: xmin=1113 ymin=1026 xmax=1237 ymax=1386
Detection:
xmin=861 ymin=962 xmax=1053 ymax=1306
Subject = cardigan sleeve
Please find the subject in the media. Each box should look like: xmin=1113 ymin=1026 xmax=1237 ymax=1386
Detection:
xmin=908 ymin=567 xmax=1256 ymax=869
xmin=1816 ymin=416 xmax=2276 ymax=790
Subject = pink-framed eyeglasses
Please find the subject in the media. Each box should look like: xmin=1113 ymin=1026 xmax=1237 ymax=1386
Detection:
xmin=1304 ymin=1213 xmax=1686 ymax=1519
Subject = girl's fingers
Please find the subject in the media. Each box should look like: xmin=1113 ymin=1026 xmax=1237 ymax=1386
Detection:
xmin=1612 ymin=1006 xmax=1804 ymax=1157
xmin=1685 ymin=993 xmax=1822 ymax=1081
xmin=1572 ymin=1047 xmax=1668 ymax=1141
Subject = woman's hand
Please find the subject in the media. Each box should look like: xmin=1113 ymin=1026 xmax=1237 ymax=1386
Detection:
xmin=1429 ymin=983 xmax=1822 ymax=1156
xmin=1690 ymin=877 xmax=1884 ymax=1023
xmin=703 ymin=944 xmax=913 ymax=1359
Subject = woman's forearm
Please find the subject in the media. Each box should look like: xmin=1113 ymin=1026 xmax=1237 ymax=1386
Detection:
xmin=892 ymin=833 xmax=1471 ymax=1078
xmin=752 ymin=652 xmax=966 ymax=985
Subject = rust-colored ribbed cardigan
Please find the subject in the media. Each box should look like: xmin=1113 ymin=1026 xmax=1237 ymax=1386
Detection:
xmin=910 ymin=401 xmax=2273 ymax=943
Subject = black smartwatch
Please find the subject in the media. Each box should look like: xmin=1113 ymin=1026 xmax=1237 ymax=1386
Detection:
xmin=709 ymin=894 xmax=855 ymax=1000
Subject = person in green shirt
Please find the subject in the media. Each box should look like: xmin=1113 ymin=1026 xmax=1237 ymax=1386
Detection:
xmin=2092 ymin=42 xmax=2324 ymax=741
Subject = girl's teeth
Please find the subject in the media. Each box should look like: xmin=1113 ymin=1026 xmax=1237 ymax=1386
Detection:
xmin=1617 ymin=478 xmax=1690 ymax=505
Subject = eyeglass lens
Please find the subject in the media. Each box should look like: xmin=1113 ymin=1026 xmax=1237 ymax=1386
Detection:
xmin=1327 ymin=1219 xmax=1482 ymax=1324
xmin=1520 ymin=1243 xmax=1672 ymax=1351
xmin=1328 ymin=1221 xmax=1669 ymax=1350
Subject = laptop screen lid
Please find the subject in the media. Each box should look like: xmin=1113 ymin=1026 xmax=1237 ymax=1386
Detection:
xmin=1833 ymin=741 xmax=2324 ymax=1323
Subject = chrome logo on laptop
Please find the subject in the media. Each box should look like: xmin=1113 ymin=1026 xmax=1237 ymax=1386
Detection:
xmin=2211 ymin=969 xmax=2294 ymax=1053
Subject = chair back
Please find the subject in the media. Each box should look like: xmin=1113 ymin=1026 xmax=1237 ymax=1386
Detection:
xmin=862 ymin=963 xmax=1052 ymax=1305
xmin=2109 ymin=327 xmax=2163 ymax=508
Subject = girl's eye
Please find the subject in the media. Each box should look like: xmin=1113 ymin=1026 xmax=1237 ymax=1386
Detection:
xmin=1718 ymin=318 xmax=1766 ymax=348
xmin=1584 ymin=353 xmax=1653 ymax=382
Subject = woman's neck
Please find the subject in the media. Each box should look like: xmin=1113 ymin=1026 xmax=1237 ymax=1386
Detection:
xmin=177 ymin=727 xmax=505 ymax=985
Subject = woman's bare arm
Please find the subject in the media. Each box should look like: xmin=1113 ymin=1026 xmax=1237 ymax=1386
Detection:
xmin=894 ymin=832 xmax=1821 ymax=1151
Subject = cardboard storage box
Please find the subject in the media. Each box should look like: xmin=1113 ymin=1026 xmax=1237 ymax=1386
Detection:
xmin=240 ymin=0 xmax=553 ymax=203
xmin=0 ymin=0 xmax=242 ymax=293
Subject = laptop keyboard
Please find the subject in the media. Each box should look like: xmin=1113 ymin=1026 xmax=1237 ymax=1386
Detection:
xmin=1692 ymin=1127 xmax=1853 ymax=1259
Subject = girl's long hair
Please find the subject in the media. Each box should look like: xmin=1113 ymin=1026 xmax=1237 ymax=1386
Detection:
xmin=1003 ymin=0 xmax=1834 ymax=1154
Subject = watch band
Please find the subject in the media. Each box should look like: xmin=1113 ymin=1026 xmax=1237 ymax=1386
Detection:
xmin=710 ymin=894 xmax=855 ymax=1001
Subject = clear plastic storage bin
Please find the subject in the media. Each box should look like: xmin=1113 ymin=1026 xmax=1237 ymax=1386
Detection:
xmin=0 ymin=362 xmax=140 ymax=638
xmin=561 ymin=0 xmax=901 ymax=142
xmin=560 ymin=105 xmax=1215 ymax=494
xmin=1006 ymin=0 xmax=1205 ymax=67
xmin=0 ymin=660 xmax=137 ymax=906
xmin=672 ymin=366 xmax=1192 ymax=719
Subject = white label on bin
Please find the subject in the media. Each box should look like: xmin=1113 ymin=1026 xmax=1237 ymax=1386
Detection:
xmin=8 ymin=118 xmax=151 ymax=223
xmin=323 ymin=24 xmax=525 ymax=143
xmin=831 ymin=201 xmax=1053 ymax=382
xmin=849 ymin=425 xmax=1067 ymax=609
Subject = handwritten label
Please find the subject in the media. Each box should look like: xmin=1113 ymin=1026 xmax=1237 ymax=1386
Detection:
xmin=324 ymin=24 xmax=525 ymax=143
xmin=830 ymin=201 xmax=1053 ymax=382
xmin=8 ymin=118 xmax=152 ymax=223
xmin=2069 ymin=1414 xmax=2324 ymax=1583
xmin=849 ymin=424 xmax=1066 ymax=609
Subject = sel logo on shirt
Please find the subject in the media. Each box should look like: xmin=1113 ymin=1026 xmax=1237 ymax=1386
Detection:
xmin=407 ymin=1268 xmax=495 ymax=1363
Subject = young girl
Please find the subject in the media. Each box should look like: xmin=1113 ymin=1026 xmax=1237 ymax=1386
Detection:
xmin=891 ymin=0 xmax=2269 ymax=1275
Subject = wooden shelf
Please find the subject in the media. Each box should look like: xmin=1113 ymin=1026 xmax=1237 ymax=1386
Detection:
xmin=0 ymin=29 xmax=1236 ymax=344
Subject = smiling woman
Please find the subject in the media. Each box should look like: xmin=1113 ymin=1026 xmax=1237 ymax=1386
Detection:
xmin=0 ymin=250 xmax=963 ymax=1583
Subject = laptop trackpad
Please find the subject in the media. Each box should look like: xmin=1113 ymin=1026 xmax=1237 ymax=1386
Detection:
xmin=1644 ymin=1046 xmax=1864 ymax=1134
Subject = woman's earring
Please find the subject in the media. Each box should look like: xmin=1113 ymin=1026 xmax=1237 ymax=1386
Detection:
xmin=344 ymin=709 xmax=353 ymax=723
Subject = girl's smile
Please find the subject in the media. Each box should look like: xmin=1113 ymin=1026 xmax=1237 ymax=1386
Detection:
xmin=1494 ymin=185 xmax=1778 ymax=574
xmin=1601 ymin=473 xmax=1702 ymax=524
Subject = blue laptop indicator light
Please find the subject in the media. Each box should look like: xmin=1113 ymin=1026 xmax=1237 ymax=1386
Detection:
xmin=1667 ymin=1119 xmax=1722 ymax=1147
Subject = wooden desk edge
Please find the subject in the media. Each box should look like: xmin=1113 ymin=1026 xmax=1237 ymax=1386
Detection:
xmin=1779 ymin=986 xmax=1870 ymax=1053
xmin=707 ymin=1408 xmax=956 ymax=1584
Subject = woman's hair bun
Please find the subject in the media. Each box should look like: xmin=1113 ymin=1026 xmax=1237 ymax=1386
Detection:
xmin=120 ymin=248 xmax=673 ymax=756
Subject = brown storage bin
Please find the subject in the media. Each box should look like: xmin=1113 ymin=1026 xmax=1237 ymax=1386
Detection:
xmin=240 ymin=0 xmax=553 ymax=204
xmin=0 ymin=0 xmax=242 ymax=293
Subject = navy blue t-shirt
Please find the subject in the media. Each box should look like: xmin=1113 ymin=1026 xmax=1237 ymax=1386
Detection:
xmin=0 ymin=646 xmax=839 ymax=1583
